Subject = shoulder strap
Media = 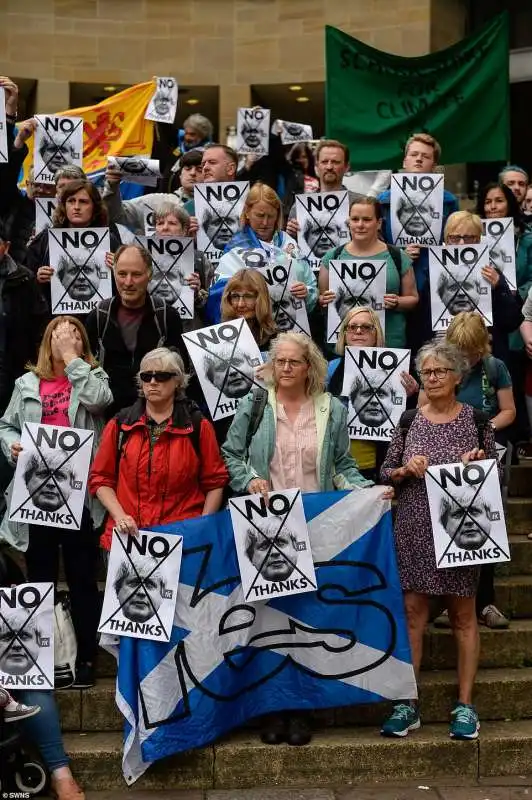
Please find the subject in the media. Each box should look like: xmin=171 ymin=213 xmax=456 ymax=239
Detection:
xmin=387 ymin=244 xmax=403 ymax=274
xmin=471 ymin=408 xmax=490 ymax=452
xmin=188 ymin=409 xmax=203 ymax=459
xmin=245 ymin=387 xmax=268 ymax=450
xmin=331 ymin=244 xmax=345 ymax=260
xmin=481 ymin=356 xmax=499 ymax=390
xmin=398 ymin=408 xmax=418 ymax=441
xmin=151 ymin=294 xmax=168 ymax=346
xmin=95 ymin=298 xmax=114 ymax=370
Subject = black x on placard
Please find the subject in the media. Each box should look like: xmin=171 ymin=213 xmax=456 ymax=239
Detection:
xmin=50 ymin=228 xmax=109 ymax=312
xmin=393 ymin=175 xmax=443 ymax=241
xmin=346 ymin=348 xmax=409 ymax=431
xmin=0 ymin=584 xmax=54 ymax=688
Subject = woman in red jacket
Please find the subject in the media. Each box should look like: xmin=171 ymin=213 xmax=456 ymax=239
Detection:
xmin=89 ymin=347 xmax=228 ymax=548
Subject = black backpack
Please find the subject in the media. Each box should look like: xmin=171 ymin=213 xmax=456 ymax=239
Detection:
xmin=398 ymin=407 xmax=490 ymax=451
xmin=95 ymin=295 xmax=168 ymax=369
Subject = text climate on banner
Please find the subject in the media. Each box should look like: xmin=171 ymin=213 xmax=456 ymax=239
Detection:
xmin=107 ymin=156 xmax=161 ymax=187
xmin=236 ymin=108 xmax=270 ymax=157
xmin=133 ymin=235 xmax=194 ymax=319
xmin=9 ymin=423 xmax=94 ymax=531
xmin=324 ymin=14 xmax=510 ymax=170
xmin=327 ymin=258 xmax=387 ymax=343
xmin=0 ymin=582 xmax=54 ymax=689
xmin=0 ymin=88 xmax=7 ymax=164
xmin=481 ymin=217 xmax=517 ymax=291
xmin=182 ymin=318 xmax=264 ymax=421
xmin=100 ymin=488 xmax=417 ymax=784
xmin=33 ymin=115 xmax=83 ymax=184
xmin=256 ymin=259 xmax=310 ymax=335
xmin=342 ymin=347 xmax=410 ymax=441
xmin=296 ymin=190 xmax=350 ymax=272
xmin=99 ymin=529 xmax=183 ymax=642
xmin=229 ymin=489 xmax=316 ymax=602
xmin=429 ymin=243 xmax=492 ymax=331
xmin=144 ymin=77 xmax=178 ymax=125
xmin=425 ymin=459 xmax=509 ymax=569
xmin=195 ymin=181 xmax=249 ymax=268
xmin=49 ymin=227 xmax=112 ymax=315
xmin=390 ymin=173 xmax=444 ymax=247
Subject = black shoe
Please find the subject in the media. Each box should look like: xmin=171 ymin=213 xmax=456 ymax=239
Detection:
xmin=260 ymin=713 xmax=286 ymax=745
xmin=54 ymin=665 xmax=75 ymax=690
xmin=286 ymin=714 xmax=311 ymax=746
xmin=72 ymin=662 xmax=95 ymax=689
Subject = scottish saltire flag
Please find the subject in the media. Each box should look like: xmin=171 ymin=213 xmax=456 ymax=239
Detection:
xmin=101 ymin=487 xmax=416 ymax=784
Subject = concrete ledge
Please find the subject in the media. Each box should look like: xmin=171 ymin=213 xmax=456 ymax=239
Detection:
xmin=479 ymin=719 xmax=532 ymax=777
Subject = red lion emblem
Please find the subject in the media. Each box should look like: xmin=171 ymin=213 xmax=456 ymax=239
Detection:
xmin=84 ymin=111 xmax=125 ymax=157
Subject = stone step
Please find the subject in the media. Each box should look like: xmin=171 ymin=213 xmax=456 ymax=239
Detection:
xmin=497 ymin=534 xmax=532 ymax=575
xmin=61 ymin=720 xmax=532 ymax=790
xmin=494 ymin=574 xmax=532 ymax=617
xmin=505 ymin=498 xmax=532 ymax=532
xmin=508 ymin=464 xmax=532 ymax=497
xmin=56 ymin=668 xmax=532 ymax=733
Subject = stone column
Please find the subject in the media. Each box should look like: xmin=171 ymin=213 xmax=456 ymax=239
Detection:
xmin=219 ymin=84 xmax=251 ymax=144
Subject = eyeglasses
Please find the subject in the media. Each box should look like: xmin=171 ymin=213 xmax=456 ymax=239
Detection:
xmin=419 ymin=367 xmax=454 ymax=381
xmin=139 ymin=371 xmax=177 ymax=383
xmin=447 ymin=234 xmax=479 ymax=244
xmin=273 ymin=358 xmax=308 ymax=370
xmin=346 ymin=323 xmax=375 ymax=334
xmin=228 ymin=292 xmax=257 ymax=305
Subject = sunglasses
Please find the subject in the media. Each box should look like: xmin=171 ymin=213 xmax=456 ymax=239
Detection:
xmin=139 ymin=371 xmax=177 ymax=383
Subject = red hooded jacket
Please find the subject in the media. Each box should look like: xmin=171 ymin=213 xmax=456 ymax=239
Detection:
xmin=89 ymin=398 xmax=228 ymax=550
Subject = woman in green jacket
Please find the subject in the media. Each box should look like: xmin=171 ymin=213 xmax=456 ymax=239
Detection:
xmin=0 ymin=315 xmax=112 ymax=690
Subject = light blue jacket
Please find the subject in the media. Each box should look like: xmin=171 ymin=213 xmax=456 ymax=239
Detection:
xmin=221 ymin=387 xmax=373 ymax=494
xmin=0 ymin=358 xmax=113 ymax=550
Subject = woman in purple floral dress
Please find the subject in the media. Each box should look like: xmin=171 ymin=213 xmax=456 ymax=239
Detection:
xmin=379 ymin=340 xmax=498 ymax=742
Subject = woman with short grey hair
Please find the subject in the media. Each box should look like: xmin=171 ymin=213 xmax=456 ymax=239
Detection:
xmin=89 ymin=346 xmax=228 ymax=552
xmin=379 ymin=339 xmax=498 ymax=741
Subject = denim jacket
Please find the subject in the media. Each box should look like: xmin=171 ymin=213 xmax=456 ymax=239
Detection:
xmin=0 ymin=358 xmax=113 ymax=550
xmin=221 ymin=387 xmax=373 ymax=494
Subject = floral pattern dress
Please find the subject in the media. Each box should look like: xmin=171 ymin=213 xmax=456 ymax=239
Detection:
xmin=380 ymin=405 xmax=497 ymax=597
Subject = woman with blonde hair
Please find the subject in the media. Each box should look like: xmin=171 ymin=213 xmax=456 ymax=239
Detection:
xmin=208 ymin=182 xmax=317 ymax=324
xmin=222 ymin=331 xmax=390 ymax=745
xmin=0 ymin=315 xmax=112 ymax=690
xmin=220 ymin=269 xmax=277 ymax=350
xmin=327 ymin=306 xmax=417 ymax=479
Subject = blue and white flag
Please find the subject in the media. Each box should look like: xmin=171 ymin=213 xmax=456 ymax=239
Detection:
xmin=101 ymin=487 xmax=416 ymax=784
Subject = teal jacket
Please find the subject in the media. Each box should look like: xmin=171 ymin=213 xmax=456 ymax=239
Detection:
xmin=0 ymin=358 xmax=113 ymax=550
xmin=221 ymin=387 xmax=373 ymax=494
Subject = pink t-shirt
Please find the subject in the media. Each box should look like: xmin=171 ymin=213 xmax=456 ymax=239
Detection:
xmin=40 ymin=375 xmax=72 ymax=427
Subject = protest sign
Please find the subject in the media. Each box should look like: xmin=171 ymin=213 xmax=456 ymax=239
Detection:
xmin=35 ymin=197 xmax=58 ymax=235
xmin=144 ymin=77 xmax=178 ymax=124
xmin=0 ymin=582 xmax=54 ymax=690
xmin=390 ymin=173 xmax=444 ymax=246
xmin=0 ymin=88 xmax=7 ymax=164
xmin=342 ymin=347 xmax=410 ymax=441
xmin=429 ymin=243 xmax=492 ymax=331
xmin=256 ymin=259 xmax=310 ymax=335
xmin=9 ymin=423 xmax=94 ymax=531
xmin=99 ymin=529 xmax=183 ymax=642
xmin=101 ymin=488 xmax=416 ymax=784
xmin=107 ymin=156 xmax=160 ymax=187
xmin=229 ymin=489 xmax=316 ymax=603
xmin=143 ymin=199 xmax=157 ymax=236
xmin=182 ymin=319 xmax=264 ymax=421
xmin=278 ymin=120 xmax=313 ymax=145
xmin=327 ymin=258 xmax=386 ymax=343
xmin=195 ymin=181 xmax=249 ymax=268
xmin=481 ymin=217 xmax=516 ymax=290
xmin=295 ymin=191 xmax=350 ymax=272
xmin=133 ymin=235 xmax=194 ymax=319
xmin=49 ymin=227 xmax=112 ymax=314
xmin=236 ymin=107 xmax=270 ymax=156
xmin=425 ymin=458 xmax=509 ymax=569
xmin=33 ymin=115 xmax=83 ymax=184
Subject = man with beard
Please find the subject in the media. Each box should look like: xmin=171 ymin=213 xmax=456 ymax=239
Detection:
xmin=114 ymin=558 xmax=167 ymax=624
xmin=499 ymin=165 xmax=528 ymax=207
xmin=56 ymin=253 xmax=105 ymax=303
xmin=437 ymin=268 xmax=483 ymax=318
xmin=440 ymin=492 xmax=493 ymax=551
xmin=0 ymin=610 xmax=44 ymax=676
xmin=204 ymin=347 xmax=255 ymax=399
xmin=245 ymin=519 xmax=299 ymax=583
xmin=349 ymin=371 xmax=394 ymax=429
xmin=23 ymin=451 xmax=78 ymax=514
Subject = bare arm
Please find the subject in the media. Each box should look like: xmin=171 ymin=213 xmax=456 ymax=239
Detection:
xmin=202 ymin=487 xmax=224 ymax=515
xmin=491 ymin=387 xmax=516 ymax=431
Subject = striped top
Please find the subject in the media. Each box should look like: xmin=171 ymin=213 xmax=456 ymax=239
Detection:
xmin=269 ymin=400 xmax=319 ymax=493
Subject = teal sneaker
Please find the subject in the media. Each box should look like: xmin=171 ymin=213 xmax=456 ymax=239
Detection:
xmin=449 ymin=703 xmax=480 ymax=739
xmin=381 ymin=702 xmax=420 ymax=738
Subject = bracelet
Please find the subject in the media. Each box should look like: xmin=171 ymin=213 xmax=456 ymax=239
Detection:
xmin=6 ymin=112 xmax=17 ymax=123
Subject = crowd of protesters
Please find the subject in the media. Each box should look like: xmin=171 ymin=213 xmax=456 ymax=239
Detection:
xmin=1 ymin=72 xmax=531 ymax=798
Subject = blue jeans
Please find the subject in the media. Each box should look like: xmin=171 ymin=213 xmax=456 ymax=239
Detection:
xmin=16 ymin=690 xmax=68 ymax=772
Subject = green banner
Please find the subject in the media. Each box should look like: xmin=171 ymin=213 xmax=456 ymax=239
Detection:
xmin=325 ymin=13 xmax=509 ymax=170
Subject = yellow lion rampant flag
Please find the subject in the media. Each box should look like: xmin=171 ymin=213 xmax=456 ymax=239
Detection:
xmin=20 ymin=81 xmax=156 ymax=186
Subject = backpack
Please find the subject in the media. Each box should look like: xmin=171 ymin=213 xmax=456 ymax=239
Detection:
xmin=398 ymin=407 xmax=490 ymax=451
xmin=95 ymin=295 xmax=168 ymax=370
xmin=245 ymin=386 xmax=268 ymax=451
xmin=329 ymin=243 xmax=403 ymax=275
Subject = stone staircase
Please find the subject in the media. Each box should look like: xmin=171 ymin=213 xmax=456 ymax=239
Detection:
xmin=56 ymin=466 xmax=532 ymax=791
